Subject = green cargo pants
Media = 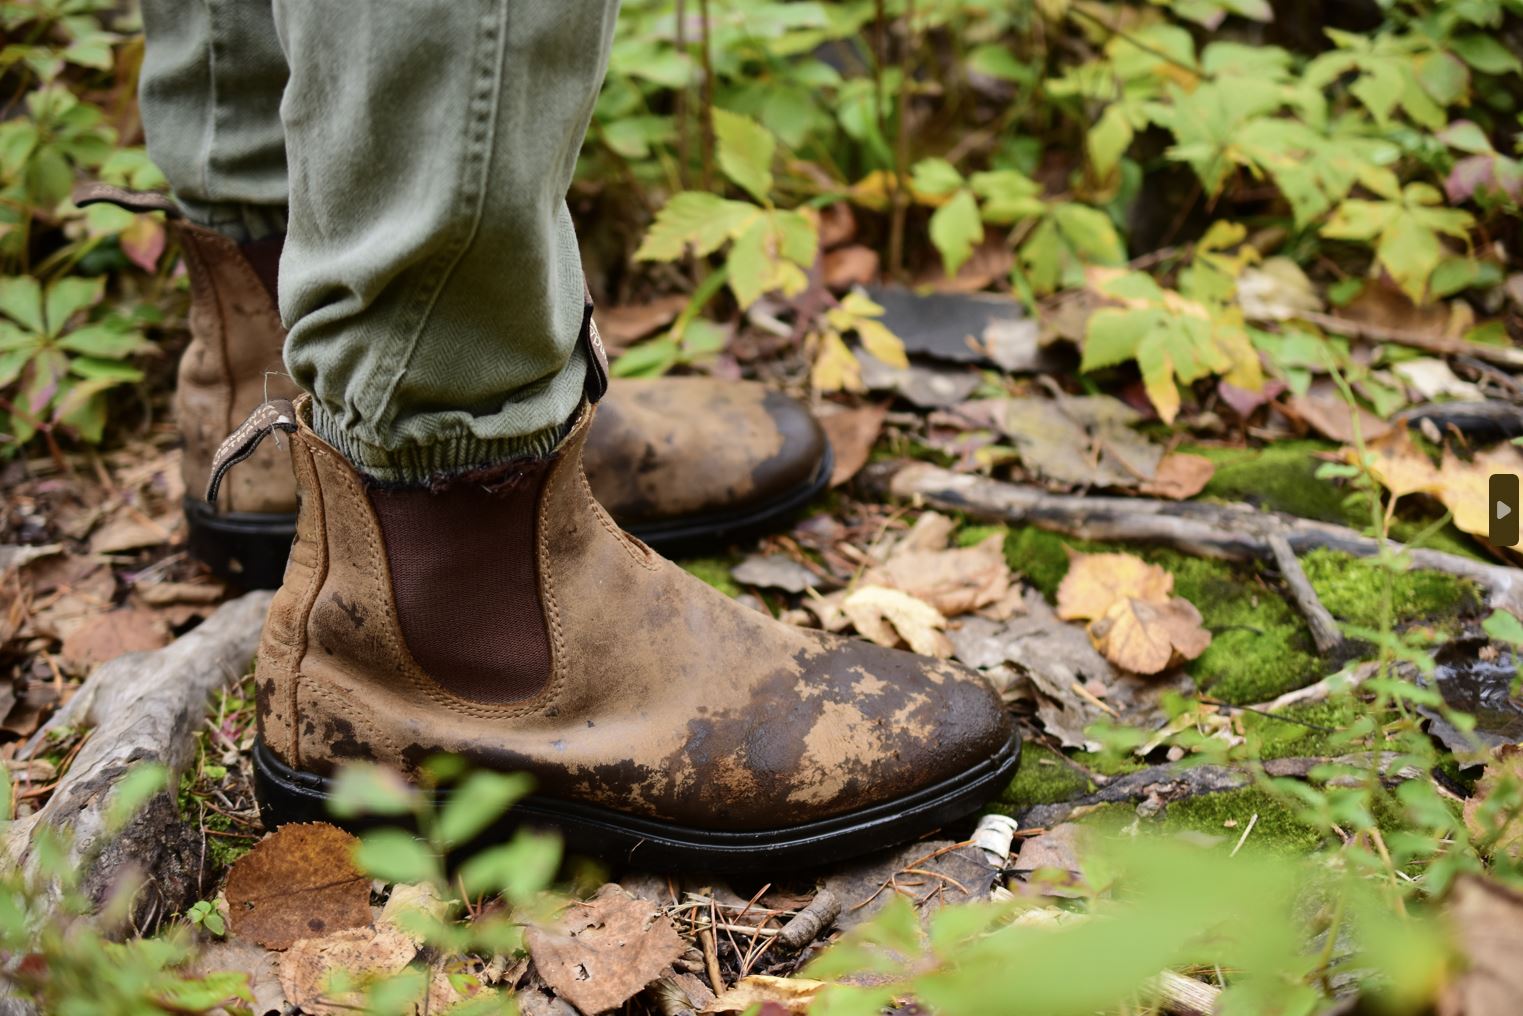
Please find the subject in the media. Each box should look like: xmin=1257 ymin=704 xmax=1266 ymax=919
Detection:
xmin=138 ymin=0 xmax=619 ymax=482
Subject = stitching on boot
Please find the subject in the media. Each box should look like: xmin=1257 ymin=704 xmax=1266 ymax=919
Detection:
xmin=537 ymin=456 xmax=568 ymax=716
xmin=580 ymin=467 xmax=659 ymax=571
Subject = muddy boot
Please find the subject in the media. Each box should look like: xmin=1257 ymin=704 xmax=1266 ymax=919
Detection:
xmin=78 ymin=185 xmax=300 ymax=588
xmin=215 ymin=394 xmax=1018 ymax=871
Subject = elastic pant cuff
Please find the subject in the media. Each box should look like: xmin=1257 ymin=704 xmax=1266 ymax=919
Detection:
xmin=310 ymin=401 xmax=568 ymax=485
xmin=174 ymin=195 xmax=289 ymax=243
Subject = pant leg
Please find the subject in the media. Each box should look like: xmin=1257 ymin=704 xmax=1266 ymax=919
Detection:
xmin=139 ymin=0 xmax=289 ymax=241
xmin=272 ymin=0 xmax=618 ymax=483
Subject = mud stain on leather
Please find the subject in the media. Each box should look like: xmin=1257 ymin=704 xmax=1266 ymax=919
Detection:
xmin=329 ymin=592 xmax=366 ymax=629
xmin=324 ymin=717 xmax=374 ymax=761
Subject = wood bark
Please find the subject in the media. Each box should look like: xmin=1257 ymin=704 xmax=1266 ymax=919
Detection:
xmin=4 ymin=591 xmax=272 ymax=929
xmin=882 ymin=463 xmax=1523 ymax=616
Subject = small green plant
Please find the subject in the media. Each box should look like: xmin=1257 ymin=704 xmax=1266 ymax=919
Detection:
xmin=184 ymin=899 xmax=226 ymax=938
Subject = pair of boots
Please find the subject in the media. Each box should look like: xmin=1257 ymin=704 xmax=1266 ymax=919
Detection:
xmin=127 ymin=191 xmax=1019 ymax=870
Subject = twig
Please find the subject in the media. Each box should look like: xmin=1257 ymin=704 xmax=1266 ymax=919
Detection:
xmin=1267 ymin=533 xmax=1344 ymax=655
xmin=1299 ymin=310 xmax=1523 ymax=370
xmin=1148 ymin=970 xmax=1221 ymax=1016
xmin=775 ymin=888 xmax=841 ymax=951
xmin=1229 ymin=813 xmax=1259 ymax=857
xmin=880 ymin=463 xmax=1523 ymax=617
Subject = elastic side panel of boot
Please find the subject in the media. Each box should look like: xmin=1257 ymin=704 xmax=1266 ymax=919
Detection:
xmin=367 ymin=464 xmax=552 ymax=704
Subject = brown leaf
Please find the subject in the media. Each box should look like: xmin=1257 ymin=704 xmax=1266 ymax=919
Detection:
xmin=191 ymin=938 xmax=287 ymax=1015
xmin=595 ymin=296 xmax=688 ymax=351
xmin=823 ymin=246 xmax=880 ymax=290
xmin=1014 ymin=823 xmax=1086 ymax=875
xmin=525 ymin=884 xmax=686 ymax=1015
xmin=817 ymin=404 xmax=889 ymax=487
xmin=731 ymin=555 xmax=822 ymax=594
xmin=276 ymin=884 xmax=463 ymax=1016
xmin=226 ymin=823 xmax=372 ymax=950
xmin=841 ymin=585 xmax=953 ymax=658
xmin=1364 ymin=429 xmax=1443 ymax=499
xmin=1463 ymin=745 xmax=1523 ymax=860
xmin=89 ymin=511 xmax=177 ymax=555
xmin=1138 ymin=453 xmax=1215 ymax=500
xmin=1089 ymin=596 xmax=1212 ymax=675
xmin=1439 ymin=876 xmax=1523 ymax=1016
xmin=1286 ymin=384 xmax=1392 ymax=443
xmin=57 ymin=606 xmax=171 ymax=672
xmin=703 ymin=975 xmax=825 ymax=1014
xmin=862 ymin=532 xmax=1011 ymax=617
xmin=1056 ymin=552 xmax=1174 ymax=622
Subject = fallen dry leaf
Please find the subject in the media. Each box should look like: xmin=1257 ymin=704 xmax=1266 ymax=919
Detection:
xmin=824 ymin=245 xmax=880 ymax=290
xmin=57 ymin=606 xmax=171 ymax=673
xmin=1463 ymin=744 xmax=1523 ymax=860
xmin=1288 ymin=384 xmax=1393 ymax=443
xmin=594 ymin=296 xmax=687 ymax=351
xmin=1138 ymin=453 xmax=1215 ymax=500
xmin=841 ymin=585 xmax=953 ymax=658
xmin=1393 ymin=358 xmax=1483 ymax=403
xmin=1056 ymin=552 xmax=1175 ymax=622
xmin=525 ymin=883 xmax=686 ymax=1015
xmin=703 ymin=975 xmax=825 ymax=1015
xmin=1362 ymin=431 xmax=1523 ymax=538
xmin=823 ymin=839 xmax=998 ymax=932
xmin=89 ymin=511 xmax=177 ymax=555
xmin=1089 ymin=596 xmax=1212 ymax=676
xmin=191 ymin=938 xmax=287 ymax=1015
xmin=817 ymin=403 xmax=889 ymax=487
xmin=1439 ymin=875 xmax=1523 ymax=1016
xmin=731 ymin=555 xmax=822 ymax=594
xmin=276 ymin=884 xmax=461 ymax=1016
xmin=861 ymin=531 xmax=1010 ymax=617
xmin=1014 ymin=823 xmax=1086 ymax=876
xmin=225 ymin=823 xmax=372 ymax=950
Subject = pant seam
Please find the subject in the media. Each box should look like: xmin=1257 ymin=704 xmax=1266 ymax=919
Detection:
xmin=358 ymin=0 xmax=510 ymax=432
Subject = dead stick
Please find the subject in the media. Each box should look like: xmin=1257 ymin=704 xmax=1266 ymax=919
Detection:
xmin=1149 ymin=970 xmax=1221 ymax=1016
xmin=1267 ymin=533 xmax=1344 ymax=655
xmin=1298 ymin=310 xmax=1523 ymax=370
xmin=881 ymin=463 xmax=1523 ymax=617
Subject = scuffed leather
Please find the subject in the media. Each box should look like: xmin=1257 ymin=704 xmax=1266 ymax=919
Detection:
xmin=174 ymin=220 xmax=299 ymax=515
xmin=256 ymin=398 xmax=1011 ymax=832
xmin=582 ymin=377 xmax=827 ymax=527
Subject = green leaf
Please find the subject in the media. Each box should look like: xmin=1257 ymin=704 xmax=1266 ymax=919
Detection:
xmin=1052 ymin=203 xmax=1126 ymax=265
xmin=1451 ymin=33 xmax=1523 ymax=76
xmin=69 ymin=356 xmax=143 ymax=382
xmin=1087 ymin=105 xmax=1133 ymax=180
xmin=713 ymin=109 xmax=776 ymax=204
xmin=457 ymin=830 xmax=562 ymax=902
xmin=928 ymin=189 xmax=983 ymax=276
xmin=0 ymin=347 xmax=31 ymax=389
xmin=328 ymin=764 xmax=422 ymax=819
xmin=910 ymin=158 xmax=964 ymax=198
xmin=105 ymin=763 xmax=167 ymax=833
xmin=58 ymin=322 xmax=148 ymax=359
xmin=1322 ymin=200 xmax=1399 ymax=242
xmin=968 ymin=170 xmax=1043 ymax=225
xmin=1438 ymin=121 xmax=1494 ymax=154
xmin=967 ymin=44 xmax=1030 ymax=84
xmin=1081 ymin=308 xmax=1148 ymax=372
xmin=610 ymin=334 xmax=679 ymax=378
xmin=1483 ymin=609 xmax=1523 ymax=646
xmin=0 ymin=276 xmax=44 ymax=333
xmin=1377 ymin=211 xmax=1444 ymax=302
xmin=634 ymin=192 xmax=759 ymax=262
xmin=434 ymin=771 xmax=532 ymax=849
xmin=353 ymin=830 xmax=441 ymax=886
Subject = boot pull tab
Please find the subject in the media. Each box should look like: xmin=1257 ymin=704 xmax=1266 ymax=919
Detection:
xmin=581 ymin=289 xmax=608 ymax=404
xmin=72 ymin=182 xmax=184 ymax=218
xmin=205 ymin=399 xmax=298 ymax=503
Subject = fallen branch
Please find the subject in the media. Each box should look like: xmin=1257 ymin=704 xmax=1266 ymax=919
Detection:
xmin=1299 ymin=310 xmax=1523 ymax=371
xmin=1267 ymin=533 xmax=1344 ymax=656
xmin=881 ymin=464 xmax=1523 ymax=617
xmin=3 ymin=591 xmax=272 ymax=928
xmin=1015 ymin=753 xmax=1406 ymax=829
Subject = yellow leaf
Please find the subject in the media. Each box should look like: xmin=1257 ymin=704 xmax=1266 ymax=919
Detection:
xmin=703 ymin=975 xmax=825 ymax=1014
xmin=1056 ymin=551 xmax=1175 ymax=622
xmin=1089 ymin=596 xmax=1212 ymax=675
xmin=811 ymin=330 xmax=864 ymax=393
xmin=842 ymin=585 xmax=953 ymax=658
xmin=856 ymin=317 xmax=909 ymax=368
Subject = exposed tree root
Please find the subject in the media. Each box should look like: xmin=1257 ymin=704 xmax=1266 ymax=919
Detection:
xmin=4 ymin=591 xmax=272 ymax=929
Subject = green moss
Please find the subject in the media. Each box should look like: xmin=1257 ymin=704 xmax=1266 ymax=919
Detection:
xmin=1239 ymin=697 xmax=1372 ymax=761
xmin=1004 ymin=526 xmax=1082 ymax=598
xmin=957 ymin=524 xmax=1008 ymax=548
xmin=1151 ymin=788 xmax=1328 ymax=854
xmin=1303 ymin=549 xmax=1479 ymax=630
xmin=679 ymin=556 xmax=741 ymax=597
xmin=991 ymin=743 xmax=1096 ymax=812
xmin=1193 ymin=441 xmax=1356 ymax=525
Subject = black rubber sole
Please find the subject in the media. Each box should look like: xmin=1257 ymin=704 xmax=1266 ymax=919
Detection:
xmin=185 ymin=497 xmax=295 ymax=590
xmin=622 ymin=442 xmax=834 ymax=557
xmin=185 ymin=446 xmax=835 ymax=589
xmin=253 ymin=730 xmax=1020 ymax=872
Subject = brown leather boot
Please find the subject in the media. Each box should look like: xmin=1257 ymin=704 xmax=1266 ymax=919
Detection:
xmin=78 ymin=188 xmax=831 ymax=584
xmin=215 ymin=396 xmax=1018 ymax=870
